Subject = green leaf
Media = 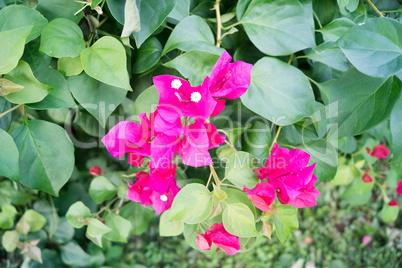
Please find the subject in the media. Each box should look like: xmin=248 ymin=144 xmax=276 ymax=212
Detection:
xmin=242 ymin=120 xmax=271 ymax=161
xmin=133 ymin=0 xmax=176 ymax=48
xmin=381 ymin=202 xmax=399 ymax=223
xmin=391 ymin=95 xmax=402 ymax=164
xmin=37 ymin=0 xmax=83 ymax=24
xmin=334 ymin=136 xmax=357 ymax=154
xmin=317 ymin=18 xmax=355 ymax=42
xmin=40 ymin=18 xmax=86 ymax=58
xmin=338 ymin=18 xmax=402 ymax=77
xmin=12 ymin=120 xmax=75 ymax=196
xmin=53 ymin=218 xmax=75 ymax=244
xmin=159 ymin=210 xmax=184 ymax=237
xmin=223 ymin=188 xmax=257 ymax=218
xmin=89 ymin=176 xmax=117 ymax=204
xmin=27 ymin=68 xmax=76 ymax=109
xmin=165 ymin=50 xmax=220 ymax=86
xmin=225 ymin=151 xmax=259 ymax=189
xmin=0 ymin=128 xmax=19 ymax=182
xmin=133 ymin=37 xmax=162 ymax=74
xmin=299 ymin=140 xmax=338 ymax=183
xmin=240 ymin=0 xmax=315 ymax=56
xmin=21 ymin=38 xmax=52 ymax=74
xmin=119 ymin=202 xmax=154 ymax=235
xmin=168 ymin=0 xmax=190 ymax=23
xmin=306 ymin=42 xmax=349 ymax=71
xmin=68 ymin=72 xmax=127 ymax=127
xmin=337 ymin=0 xmax=359 ymax=14
xmin=330 ymin=165 xmax=353 ymax=186
xmin=20 ymin=210 xmax=47 ymax=232
xmin=58 ymin=56 xmax=83 ymax=76
xmin=86 ymin=218 xmax=112 ymax=247
xmin=103 ymin=213 xmax=131 ymax=242
xmin=66 ymin=201 xmax=92 ymax=229
xmin=241 ymin=57 xmax=316 ymax=126
xmin=0 ymin=213 xmax=14 ymax=229
xmin=61 ymin=242 xmax=91 ymax=267
xmin=2 ymin=230 xmax=19 ymax=252
xmin=324 ymin=68 xmax=402 ymax=137
xmin=134 ymin=85 xmax=159 ymax=116
xmin=222 ymin=203 xmax=258 ymax=238
xmin=0 ymin=96 xmax=12 ymax=131
xmin=106 ymin=0 xmax=125 ymax=24
xmin=15 ymin=216 xmax=30 ymax=234
xmin=341 ymin=176 xmax=373 ymax=205
xmin=0 ymin=26 xmax=32 ymax=75
xmin=0 ymin=5 xmax=48 ymax=43
xmin=169 ymin=183 xmax=213 ymax=224
xmin=225 ymin=124 xmax=251 ymax=146
xmin=216 ymin=145 xmax=236 ymax=163
xmin=273 ymin=204 xmax=299 ymax=242
xmin=81 ymin=36 xmax=131 ymax=91
xmin=4 ymin=61 xmax=53 ymax=104
xmin=162 ymin=15 xmax=224 ymax=55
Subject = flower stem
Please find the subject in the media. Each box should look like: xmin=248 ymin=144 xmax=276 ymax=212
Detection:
xmin=365 ymin=0 xmax=385 ymax=17
xmin=221 ymin=183 xmax=242 ymax=190
xmin=206 ymin=171 xmax=213 ymax=188
xmin=209 ymin=165 xmax=220 ymax=187
xmin=269 ymin=126 xmax=282 ymax=152
xmin=224 ymin=140 xmax=237 ymax=152
xmin=214 ymin=0 xmax=222 ymax=47
xmin=221 ymin=21 xmax=245 ymax=31
xmin=0 ymin=104 xmax=23 ymax=119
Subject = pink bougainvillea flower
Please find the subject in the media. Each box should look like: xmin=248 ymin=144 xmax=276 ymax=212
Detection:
xmin=362 ymin=170 xmax=373 ymax=183
xmin=204 ymin=122 xmax=226 ymax=149
xmin=153 ymin=75 xmax=216 ymax=127
xmin=366 ymin=144 xmax=390 ymax=158
xmin=254 ymin=143 xmax=319 ymax=208
xmin=396 ymin=181 xmax=402 ymax=195
xmin=89 ymin=166 xmax=102 ymax=176
xmin=127 ymin=152 xmax=145 ymax=167
xmin=147 ymin=162 xmax=177 ymax=194
xmin=211 ymin=98 xmax=226 ymax=117
xmin=150 ymin=181 xmax=180 ymax=215
xmin=101 ymin=112 xmax=155 ymax=158
xmin=205 ymin=223 xmax=241 ymax=255
xmin=208 ymin=51 xmax=253 ymax=100
xmin=243 ymin=183 xmax=276 ymax=211
xmin=362 ymin=235 xmax=371 ymax=244
xmin=126 ymin=171 xmax=153 ymax=206
xmin=196 ymin=233 xmax=212 ymax=251
xmin=388 ymin=199 xmax=399 ymax=206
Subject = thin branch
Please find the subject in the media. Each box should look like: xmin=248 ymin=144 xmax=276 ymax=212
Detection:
xmin=365 ymin=0 xmax=385 ymax=17
xmin=0 ymin=104 xmax=22 ymax=119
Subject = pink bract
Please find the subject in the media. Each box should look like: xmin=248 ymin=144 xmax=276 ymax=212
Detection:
xmin=196 ymin=233 xmax=212 ymax=251
xmin=243 ymin=183 xmax=276 ymax=211
xmin=205 ymin=223 xmax=241 ymax=255
xmin=89 ymin=166 xmax=102 ymax=176
xmin=366 ymin=144 xmax=390 ymax=158
xmin=362 ymin=171 xmax=373 ymax=183
xmin=396 ymin=181 xmax=402 ymax=195
xmin=388 ymin=199 xmax=399 ymax=206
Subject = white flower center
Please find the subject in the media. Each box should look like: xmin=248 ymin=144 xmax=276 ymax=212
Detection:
xmin=160 ymin=194 xmax=168 ymax=202
xmin=191 ymin=91 xmax=202 ymax=103
xmin=171 ymin=79 xmax=182 ymax=90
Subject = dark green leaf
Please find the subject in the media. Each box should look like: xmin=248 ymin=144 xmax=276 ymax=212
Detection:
xmin=306 ymin=42 xmax=350 ymax=71
xmin=37 ymin=0 xmax=83 ymax=23
xmin=68 ymin=72 xmax=127 ymax=127
xmin=133 ymin=37 xmax=162 ymax=74
xmin=241 ymin=57 xmax=316 ymax=126
xmin=242 ymin=120 xmax=271 ymax=161
xmin=317 ymin=18 xmax=355 ymax=42
xmin=391 ymin=95 xmax=402 ymax=164
xmin=21 ymin=38 xmax=52 ymax=74
xmin=240 ymin=0 xmax=315 ymax=56
xmin=119 ymin=202 xmax=154 ymax=235
xmin=12 ymin=120 xmax=75 ymax=196
xmin=168 ymin=0 xmax=190 ymax=23
xmin=61 ymin=242 xmax=91 ymax=267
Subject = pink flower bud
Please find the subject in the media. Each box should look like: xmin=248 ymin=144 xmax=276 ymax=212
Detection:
xmin=196 ymin=233 xmax=211 ymax=251
xmin=362 ymin=171 xmax=373 ymax=183
xmin=396 ymin=181 xmax=402 ymax=195
xmin=362 ymin=235 xmax=371 ymax=244
xmin=89 ymin=166 xmax=102 ymax=176
xmin=368 ymin=144 xmax=389 ymax=158
xmin=388 ymin=199 xmax=399 ymax=206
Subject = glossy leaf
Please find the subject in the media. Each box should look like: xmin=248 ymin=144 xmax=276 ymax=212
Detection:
xmin=0 ymin=26 xmax=32 ymax=75
xmin=162 ymin=15 xmax=224 ymax=55
xmin=133 ymin=0 xmax=176 ymax=47
xmin=165 ymin=50 xmax=220 ymax=86
xmin=240 ymin=0 xmax=315 ymax=56
xmin=0 ymin=128 xmax=19 ymax=182
xmin=338 ymin=18 xmax=402 ymax=77
xmin=222 ymin=203 xmax=258 ymax=238
xmin=40 ymin=18 xmax=86 ymax=58
xmin=273 ymin=204 xmax=299 ymax=242
xmin=68 ymin=72 xmax=127 ymax=127
xmin=169 ymin=183 xmax=213 ymax=224
xmin=159 ymin=210 xmax=184 ymax=237
xmin=241 ymin=57 xmax=316 ymax=126
xmin=12 ymin=120 xmax=75 ymax=196
xmin=306 ymin=42 xmax=349 ymax=71
xmin=225 ymin=151 xmax=259 ymax=189
xmin=37 ymin=0 xmax=83 ymax=23
xmin=66 ymin=201 xmax=92 ymax=229
xmin=88 ymin=176 xmax=117 ymax=204
xmin=21 ymin=38 xmax=52 ymax=74
xmin=133 ymin=37 xmax=162 ymax=74
xmin=317 ymin=18 xmax=355 ymax=42
xmin=81 ymin=36 xmax=131 ymax=91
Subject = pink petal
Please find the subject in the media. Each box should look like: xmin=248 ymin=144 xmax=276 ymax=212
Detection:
xmin=151 ymin=134 xmax=179 ymax=168
xmin=206 ymin=223 xmax=240 ymax=255
xmin=211 ymin=98 xmax=226 ymax=117
xmin=196 ymin=233 xmax=212 ymax=251
xmin=205 ymin=122 xmax=226 ymax=149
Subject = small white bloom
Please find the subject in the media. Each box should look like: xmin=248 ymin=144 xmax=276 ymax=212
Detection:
xmin=160 ymin=194 xmax=168 ymax=202
xmin=171 ymin=79 xmax=182 ymax=90
xmin=191 ymin=91 xmax=202 ymax=103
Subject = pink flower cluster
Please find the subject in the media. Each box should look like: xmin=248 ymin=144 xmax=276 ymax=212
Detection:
xmin=196 ymin=223 xmax=241 ymax=255
xmin=101 ymin=51 xmax=252 ymax=214
xmin=244 ymin=143 xmax=320 ymax=211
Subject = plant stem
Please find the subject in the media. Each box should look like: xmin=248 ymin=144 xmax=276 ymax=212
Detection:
xmin=221 ymin=21 xmax=245 ymax=30
xmin=312 ymin=10 xmax=322 ymax=28
xmin=214 ymin=0 xmax=222 ymax=47
xmin=221 ymin=183 xmax=242 ymax=190
xmin=269 ymin=126 xmax=282 ymax=152
xmin=206 ymin=171 xmax=213 ymax=188
xmin=209 ymin=165 xmax=220 ymax=187
xmin=287 ymin=54 xmax=293 ymax=64
xmin=224 ymin=140 xmax=237 ymax=152
xmin=365 ymin=0 xmax=385 ymax=17
xmin=0 ymin=104 xmax=22 ymax=119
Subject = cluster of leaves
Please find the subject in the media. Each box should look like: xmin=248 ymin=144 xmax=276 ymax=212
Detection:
xmin=0 ymin=0 xmax=401 ymax=266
